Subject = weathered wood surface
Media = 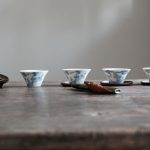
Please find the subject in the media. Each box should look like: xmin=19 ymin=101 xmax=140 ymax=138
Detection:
xmin=0 ymin=81 xmax=150 ymax=150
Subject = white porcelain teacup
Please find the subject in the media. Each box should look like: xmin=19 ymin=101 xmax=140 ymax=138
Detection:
xmin=102 ymin=68 xmax=131 ymax=84
xmin=143 ymin=67 xmax=150 ymax=82
xmin=62 ymin=68 xmax=91 ymax=85
xmin=20 ymin=70 xmax=48 ymax=87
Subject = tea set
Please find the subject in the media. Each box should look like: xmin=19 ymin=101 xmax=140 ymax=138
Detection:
xmin=20 ymin=67 xmax=150 ymax=88
xmin=0 ymin=67 xmax=150 ymax=88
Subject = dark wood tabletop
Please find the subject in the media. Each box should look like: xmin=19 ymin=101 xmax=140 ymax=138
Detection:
xmin=0 ymin=81 xmax=150 ymax=150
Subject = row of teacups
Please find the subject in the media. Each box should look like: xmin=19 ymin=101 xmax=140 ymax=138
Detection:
xmin=20 ymin=67 xmax=150 ymax=88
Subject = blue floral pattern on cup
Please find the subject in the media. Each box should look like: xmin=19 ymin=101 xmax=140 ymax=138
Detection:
xmin=102 ymin=68 xmax=131 ymax=84
xmin=20 ymin=70 xmax=48 ymax=87
xmin=63 ymin=69 xmax=91 ymax=85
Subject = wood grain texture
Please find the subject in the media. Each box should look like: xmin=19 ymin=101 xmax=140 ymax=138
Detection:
xmin=0 ymin=81 xmax=150 ymax=149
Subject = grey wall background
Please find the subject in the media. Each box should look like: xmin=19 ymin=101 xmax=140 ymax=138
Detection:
xmin=0 ymin=0 xmax=150 ymax=81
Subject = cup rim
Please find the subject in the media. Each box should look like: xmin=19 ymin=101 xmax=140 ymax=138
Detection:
xmin=62 ymin=68 xmax=91 ymax=71
xmin=20 ymin=70 xmax=48 ymax=73
xmin=102 ymin=68 xmax=131 ymax=71
xmin=143 ymin=67 xmax=150 ymax=70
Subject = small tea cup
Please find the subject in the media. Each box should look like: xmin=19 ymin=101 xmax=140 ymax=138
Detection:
xmin=102 ymin=68 xmax=131 ymax=84
xmin=20 ymin=70 xmax=48 ymax=87
xmin=143 ymin=67 xmax=150 ymax=82
xmin=62 ymin=68 xmax=91 ymax=85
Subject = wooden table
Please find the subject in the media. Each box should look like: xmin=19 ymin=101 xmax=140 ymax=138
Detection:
xmin=0 ymin=81 xmax=150 ymax=150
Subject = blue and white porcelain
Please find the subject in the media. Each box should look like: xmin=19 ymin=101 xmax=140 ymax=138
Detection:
xmin=62 ymin=68 xmax=91 ymax=85
xmin=20 ymin=70 xmax=48 ymax=87
xmin=102 ymin=68 xmax=131 ymax=84
xmin=143 ymin=67 xmax=150 ymax=82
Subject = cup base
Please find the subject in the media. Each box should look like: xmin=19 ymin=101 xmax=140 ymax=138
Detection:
xmin=141 ymin=80 xmax=150 ymax=85
xmin=61 ymin=81 xmax=71 ymax=87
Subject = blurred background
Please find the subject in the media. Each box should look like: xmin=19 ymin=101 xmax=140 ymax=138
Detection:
xmin=0 ymin=0 xmax=150 ymax=81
